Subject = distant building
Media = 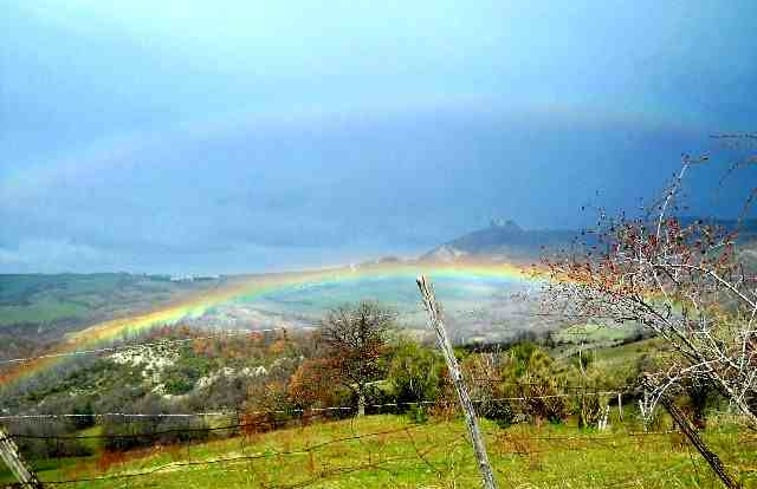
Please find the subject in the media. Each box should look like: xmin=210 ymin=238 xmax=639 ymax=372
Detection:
xmin=489 ymin=218 xmax=522 ymax=231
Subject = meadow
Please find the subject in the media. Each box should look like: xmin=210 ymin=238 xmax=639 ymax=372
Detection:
xmin=3 ymin=414 xmax=754 ymax=488
xmin=0 ymin=270 xmax=753 ymax=488
xmin=0 ymin=274 xmax=222 ymax=332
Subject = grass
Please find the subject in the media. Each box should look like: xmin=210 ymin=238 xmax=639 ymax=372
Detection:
xmin=0 ymin=273 xmax=221 ymax=330
xmin=0 ymin=298 xmax=89 ymax=326
xmin=553 ymin=323 xmax=640 ymax=345
xmin=5 ymin=415 xmax=754 ymax=488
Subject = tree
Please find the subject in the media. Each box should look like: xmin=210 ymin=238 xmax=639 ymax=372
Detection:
xmin=500 ymin=342 xmax=569 ymax=423
xmin=320 ymin=301 xmax=393 ymax=416
xmin=544 ymin=144 xmax=755 ymax=486
xmin=288 ymin=358 xmax=349 ymax=411
xmin=387 ymin=338 xmax=444 ymax=405
xmin=545 ymin=147 xmax=756 ymax=426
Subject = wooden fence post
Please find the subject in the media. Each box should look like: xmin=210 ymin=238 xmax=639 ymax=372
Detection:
xmin=617 ymin=392 xmax=623 ymax=422
xmin=658 ymin=396 xmax=741 ymax=489
xmin=639 ymin=375 xmax=741 ymax=489
xmin=0 ymin=425 xmax=43 ymax=488
xmin=416 ymin=275 xmax=499 ymax=489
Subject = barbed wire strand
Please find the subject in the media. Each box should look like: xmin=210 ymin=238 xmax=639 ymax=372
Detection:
xmin=0 ymin=393 xmax=630 ymax=421
xmin=5 ymin=411 xmax=751 ymax=487
xmin=41 ymin=420 xmax=444 ymax=485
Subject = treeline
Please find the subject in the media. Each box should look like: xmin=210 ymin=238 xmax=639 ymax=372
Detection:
xmin=5 ymin=301 xmax=718 ymax=460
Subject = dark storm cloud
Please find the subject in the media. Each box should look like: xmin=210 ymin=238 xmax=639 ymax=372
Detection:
xmin=2 ymin=1 xmax=756 ymax=273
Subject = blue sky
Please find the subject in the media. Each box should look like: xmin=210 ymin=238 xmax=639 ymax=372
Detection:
xmin=1 ymin=1 xmax=756 ymax=274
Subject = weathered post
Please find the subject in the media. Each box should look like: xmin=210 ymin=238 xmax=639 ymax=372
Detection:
xmin=416 ymin=275 xmax=499 ymax=489
xmin=641 ymin=377 xmax=740 ymax=489
xmin=659 ymin=396 xmax=741 ymax=489
xmin=617 ymin=392 xmax=623 ymax=422
xmin=0 ymin=425 xmax=43 ymax=488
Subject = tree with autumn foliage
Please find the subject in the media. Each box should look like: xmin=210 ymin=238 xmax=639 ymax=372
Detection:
xmin=320 ymin=301 xmax=394 ymax=416
xmin=288 ymin=358 xmax=350 ymax=411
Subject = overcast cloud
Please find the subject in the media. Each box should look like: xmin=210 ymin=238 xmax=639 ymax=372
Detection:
xmin=2 ymin=1 xmax=756 ymax=273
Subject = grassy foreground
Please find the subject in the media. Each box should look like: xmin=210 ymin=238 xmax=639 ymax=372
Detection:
xmin=6 ymin=415 xmax=755 ymax=488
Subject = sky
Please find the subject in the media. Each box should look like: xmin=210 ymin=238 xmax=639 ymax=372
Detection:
xmin=1 ymin=1 xmax=756 ymax=274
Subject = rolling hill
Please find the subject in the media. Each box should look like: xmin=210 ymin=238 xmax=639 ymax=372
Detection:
xmin=423 ymin=217 xmax=757 ymax=265
xmin=421 ymin=219 xmax=576 ymax=263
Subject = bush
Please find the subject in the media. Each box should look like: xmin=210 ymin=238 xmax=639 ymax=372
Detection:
xmin=682 ymin=380 xmax=713 ymax=429
xmin=576 ymin=393 xmax=609 ymax=429
xmin=501 ymin=342 xmax=570 ymax=423
xmin=406 ymin=404 xmax=429 ymax=424
xmin=386 ymin=339 xmax=444 ymax=407
xmin=483 ymin=400 xmax=516 ymax=428
xmin=101 ymin=396 xmax=210 ymax=452
xmin=244 ymin=378 xmax=301 ymax=432
xmin=288 ymin=358 xmax=349 ymax=411
xmin=102 ymin=414 xmax=210 ymax=452
xmin=70 ymin=402 xmax=95 ymax=430
xmin=8 ymin=419 xmax=93 ymax=459
xmin=162 ymin=355 xmax=211 ymax=395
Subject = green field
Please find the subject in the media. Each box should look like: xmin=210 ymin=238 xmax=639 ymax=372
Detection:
xmin=0 ymin=272 xmax=578 ymax=353
xmin=5 ymin=414 xmax=754 ymax=488
xmin=2 ymin=273 xmax=752 ymax=488
xmin=0 ymin=273 xmax=222 ymax=333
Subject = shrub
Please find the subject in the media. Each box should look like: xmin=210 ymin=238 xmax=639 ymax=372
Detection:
xmin=485 ymin=400 xmax=516 ymax=428
xmin=386 ymin=340 xmax=444 ymax=407
xmin=406 ymin=404 xmax=429 ymax=424
xmin=101 ymin=396 xmax=209 ymax=452
xmin=501 ymin=342 xmax=570 ymax=423
xmin=288 ymin=358 xmax=349 ymax=411
xmin=9 ymin=419 xmax=93 ymax=459
xmin=576 ymin=393 xmax=609 ymax=429
xmin=102 ymin=415 xmax=210 ymax=452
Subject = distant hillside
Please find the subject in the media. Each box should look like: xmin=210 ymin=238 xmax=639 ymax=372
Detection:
xmin=423 ymin=217 xmax=757 ymax=264
xmin=0 ymin=273 xmax=225 ymax=357
xmin=677 ymin=217 xmax=757 ymax=243
xmin=422 ymin=220 xmax=576 ymax=263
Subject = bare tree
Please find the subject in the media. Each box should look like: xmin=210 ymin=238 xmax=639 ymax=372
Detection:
xmin=542 ymin=144 xmax=756 ymax=487
xmin=544 ymin=146 xmax=756 ymax=428
xmin=321 ymin=301 xmax=393 ymax=416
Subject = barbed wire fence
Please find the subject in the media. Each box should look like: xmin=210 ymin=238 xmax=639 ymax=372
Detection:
xmin=2 ymin=399 xmax=752 ymax=488
xmin=2 ymin=385 xmax=752 ymax=485
xmin=1 ymin=292 xmax=754 ymax=486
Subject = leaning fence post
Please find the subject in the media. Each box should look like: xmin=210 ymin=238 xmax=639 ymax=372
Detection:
xmin=416 ymin=275 xmax=499 ymax=489
xmin=0 ymin=424 xmax=43 ymax=488
xmin=641 ymin=377 xmax=741 ymax=489
xmin=659 ymin=396 xmax=741 ymax=489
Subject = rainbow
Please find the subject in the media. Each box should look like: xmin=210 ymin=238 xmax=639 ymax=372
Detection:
xmin=0 ymin=260 xmax=542 ymax=387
